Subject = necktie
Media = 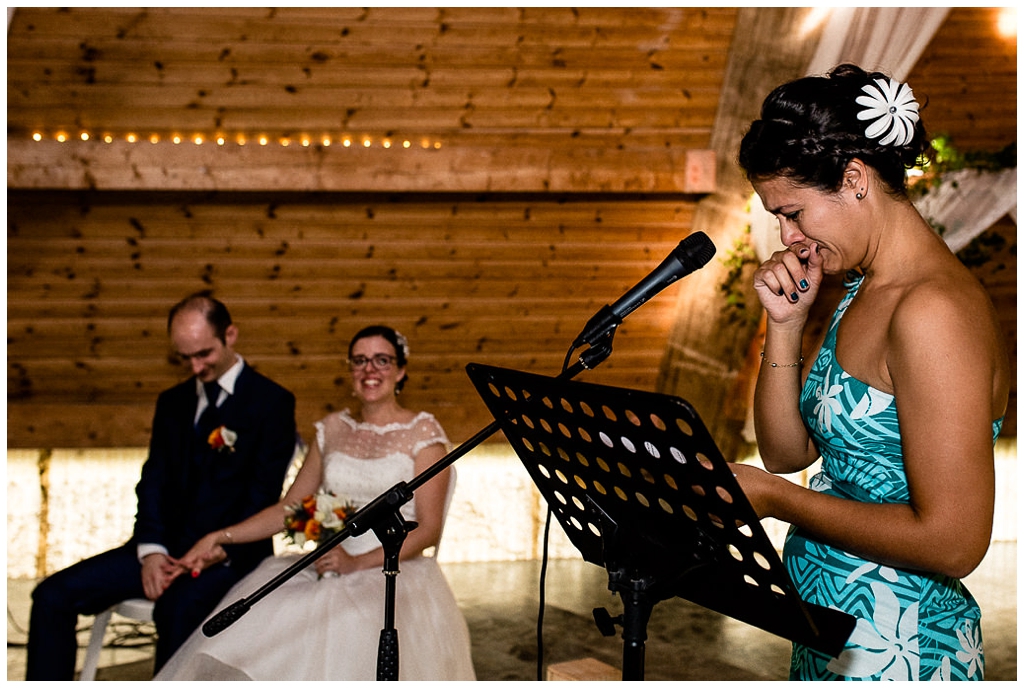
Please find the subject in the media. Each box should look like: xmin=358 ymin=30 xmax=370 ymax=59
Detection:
xmin=196 ymin=381 xmax=222 ymax=436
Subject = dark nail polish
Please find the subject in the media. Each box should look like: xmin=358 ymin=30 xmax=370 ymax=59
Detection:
xmin=778 ymin=288 xmax=784 ymax=296
xmin=799 ymin=279 xmax=809 ymax=290
xmin=790 ymin=292 xmax=799 ymax=302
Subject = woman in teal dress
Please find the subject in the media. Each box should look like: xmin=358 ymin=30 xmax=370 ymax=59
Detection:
xmin=732 ymin=64 xmax=1009 ymax=680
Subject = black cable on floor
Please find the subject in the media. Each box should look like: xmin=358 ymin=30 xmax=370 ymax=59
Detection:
xmin=536 ymin=505 xmax=552 ymax=681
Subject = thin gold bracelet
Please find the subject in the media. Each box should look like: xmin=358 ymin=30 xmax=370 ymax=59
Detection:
xmin=222 ymin=530 xmax=233 ymax=544
xmin=760 ymin=351 xmax=804 ymax=368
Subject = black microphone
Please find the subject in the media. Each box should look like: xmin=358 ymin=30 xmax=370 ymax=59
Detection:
xmin=572 ymin=231 xmax=716 ymax=348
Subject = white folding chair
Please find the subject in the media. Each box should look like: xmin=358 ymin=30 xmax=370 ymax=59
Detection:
xmin=79 ymin=597 xmax=154 ymax=680
xmin=428 ymin=466 xmax=457 ymax=559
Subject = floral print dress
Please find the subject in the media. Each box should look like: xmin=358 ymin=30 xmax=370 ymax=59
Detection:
xmin=787 ymin=274 xmax=1000 ymax=681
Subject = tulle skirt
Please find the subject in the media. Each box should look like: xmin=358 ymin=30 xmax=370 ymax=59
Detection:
xmin=155 ymin=554 xmax=476 ymax=681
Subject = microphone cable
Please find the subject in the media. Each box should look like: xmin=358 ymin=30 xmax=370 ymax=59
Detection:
xmin=536 ymin=505 xmax=553 ymax=680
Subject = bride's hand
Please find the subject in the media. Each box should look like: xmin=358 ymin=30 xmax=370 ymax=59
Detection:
xmin=314 ymin=546 xmax=360 ymax=578
xmin=179 ymin=532 xmax=227 ymax=575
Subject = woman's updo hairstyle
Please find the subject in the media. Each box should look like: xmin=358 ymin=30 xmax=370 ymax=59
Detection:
xmin=738 ymin=63 xmax=929 ymax=197
xmin=349 ymin=324 xmax=410 ymax=393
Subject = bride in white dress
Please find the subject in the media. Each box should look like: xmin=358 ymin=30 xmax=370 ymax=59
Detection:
xmin=155 ymin=326 xmax=475 ymax=680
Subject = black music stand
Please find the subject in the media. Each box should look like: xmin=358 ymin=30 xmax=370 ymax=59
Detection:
xmin=465 ymin=363 xmax=855 ymax=680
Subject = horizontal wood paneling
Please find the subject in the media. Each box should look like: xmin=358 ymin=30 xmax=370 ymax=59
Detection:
xmin=7 ymin=7 xmax=732 ymax=193
xmin=8 ymin=190 xmax=702 ymax=448
xmin=907 ymin=7 xmax=1017 ymax=153
xmin=5 ymin=7 xmax=1017 ymax=451
xmin=6 ymin=138 xmax=716 ymax=193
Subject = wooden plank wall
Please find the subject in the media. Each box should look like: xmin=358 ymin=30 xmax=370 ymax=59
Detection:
xmin=7 ymin=7 xmax=727 ymax=193
xmin=7 ymin=7 xmax=736 ymax=449
xmin=7 ymin=189 xmax=702 ymax=448
xmin=907 ymin=7 xmax=1018 ymax=154
xmin=7 ymin=7 xmax=1017 ymax=450
xmin=7 ymin=7 xmax=736 ymax=134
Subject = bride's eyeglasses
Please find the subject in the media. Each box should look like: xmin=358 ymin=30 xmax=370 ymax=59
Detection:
xmin=348 ymin=354 xmax=397 ymax=371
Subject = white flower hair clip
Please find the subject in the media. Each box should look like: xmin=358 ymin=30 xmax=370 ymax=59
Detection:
xmin=856 ymin=77 xmax=920 ymax=147
xmin=393 ymin=329 xmax=410 ymax=360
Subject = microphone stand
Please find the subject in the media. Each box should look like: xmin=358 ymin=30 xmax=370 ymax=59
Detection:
xmin=202 ymin=336 xmax=615 ymax=680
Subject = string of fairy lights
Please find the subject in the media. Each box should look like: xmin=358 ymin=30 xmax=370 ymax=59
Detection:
xmin=26 ymin=129 xmax=443 ymax=150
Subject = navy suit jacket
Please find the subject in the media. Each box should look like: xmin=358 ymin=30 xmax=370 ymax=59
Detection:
xmin=132 ymin=363 xmax=297 ymax=573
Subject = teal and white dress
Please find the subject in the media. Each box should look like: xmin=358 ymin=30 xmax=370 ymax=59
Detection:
xmin=787 ymin=274 xmax=1000 ymax=681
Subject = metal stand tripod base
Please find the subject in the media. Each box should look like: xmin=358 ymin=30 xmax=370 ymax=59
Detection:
xmin=373 ymin=509 xmax=415 ymax=680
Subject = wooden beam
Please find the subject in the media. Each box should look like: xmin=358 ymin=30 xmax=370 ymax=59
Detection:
xmin=7 ymin=136 xmax=715 ymax=193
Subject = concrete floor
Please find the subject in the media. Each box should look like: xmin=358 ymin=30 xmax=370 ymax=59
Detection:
xmin=7 ymin=542 xmax=1016 ymax=681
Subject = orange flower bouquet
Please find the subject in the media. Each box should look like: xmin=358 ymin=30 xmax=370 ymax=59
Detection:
xmin=283 ymin=491 xmax=356 ymax=550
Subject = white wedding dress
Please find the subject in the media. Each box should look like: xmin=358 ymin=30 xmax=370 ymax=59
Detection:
xmin=155 ymin=410 xmax=476 ymax=681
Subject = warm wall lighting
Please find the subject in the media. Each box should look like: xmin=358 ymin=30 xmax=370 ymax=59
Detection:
xmin=171 ymin=135 xmax=182 ymax=144
xmin=800 ymin=7 xmax=832 ymax=38
xmin=79 ymin=132 xmax=90 ymax=141
xmin=997 ymin=7 xmax=1016 ymax=38
xmin=56 ymin=132 xmax=68 ymax=142
xmin=193 ymin=135 xmax=204 ymax=145
xmin=32 ymin=132 xmax=42 ymax=141
xmin=149 ymin=134 xmax=160 ymax=144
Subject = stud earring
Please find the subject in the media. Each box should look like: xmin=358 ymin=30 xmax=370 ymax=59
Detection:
xmin=856 ymin=190 xmax=864 ymax=200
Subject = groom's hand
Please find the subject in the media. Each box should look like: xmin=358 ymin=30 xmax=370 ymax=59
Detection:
xmin=141 ymin=552 xmax=181 ymax=599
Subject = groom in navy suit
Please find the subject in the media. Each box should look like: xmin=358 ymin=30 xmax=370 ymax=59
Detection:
xmin=26 ymin=293 xmax=297 ymax=679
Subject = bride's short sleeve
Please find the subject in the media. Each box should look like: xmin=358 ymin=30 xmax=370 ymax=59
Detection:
xmin=313 ymin=419 xmax=327 ymax=454
xmin=410 ymin=413 xmax=450 ymax=457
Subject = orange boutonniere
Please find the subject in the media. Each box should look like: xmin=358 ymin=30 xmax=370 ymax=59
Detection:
xmin=207 ymin=425 xmax=237 ymax=452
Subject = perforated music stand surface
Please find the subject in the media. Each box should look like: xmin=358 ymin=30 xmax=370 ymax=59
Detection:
xmin=466 ymin=363 xmax=854 ymax=658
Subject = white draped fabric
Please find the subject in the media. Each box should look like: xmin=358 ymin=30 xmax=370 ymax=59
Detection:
xmin=912 ymin=167 xmax=1018 ymax=253
xmin=805 ymin=7 xmax=950 ymax=81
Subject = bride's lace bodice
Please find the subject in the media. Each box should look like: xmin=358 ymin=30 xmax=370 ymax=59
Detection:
xmin=315 ymin=409 xmax=449 ymax=555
